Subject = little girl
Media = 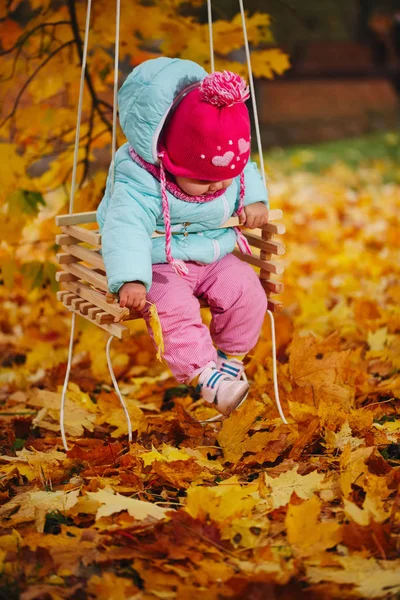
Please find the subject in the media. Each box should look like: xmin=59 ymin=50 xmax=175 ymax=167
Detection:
xmin=97 ymin=57 xmax=269 ymax=416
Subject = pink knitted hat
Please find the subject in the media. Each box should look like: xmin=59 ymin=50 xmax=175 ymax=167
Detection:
xmin=133 ymin=71 xmax=252 ymax=277
xmin=159 ymin=71 xmax=251 ymax=181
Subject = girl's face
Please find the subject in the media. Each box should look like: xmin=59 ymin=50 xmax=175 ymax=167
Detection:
xmin=175 ymin=176 xmax=233 ymax=196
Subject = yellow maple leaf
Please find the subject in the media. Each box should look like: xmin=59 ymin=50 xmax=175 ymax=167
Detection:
xmin=29 ymin=388 xmax=96 ymax=437
xmin=148 ymin=302 xmax=164 ymax=362
xmin=217 ymin=398 xmax=265 ymax=463
xmin=307 ymin=556 xmax=400 ymax=598
xmin=0 ymin=530 xmax=23 ymax=554
xmin=340 ymin=445 xmax=374 ymax=498
xmin=324 ymin=421 xmax=364 ymax=453
xmin=86 ymin=487 xmax=167 ymax=521
xmin=261 ymin=466 xmax=326 ymax=511
xmin=185 ymin=477 xmax=258 ymax=522
xmin=367 ymin=327 xmax=388 ymax=352
xmin=251 ymin=48 xmax=291 ymax=79
xmin=343 ymin=494 xmax=389 ymax=527
xmin=286 ymin=495 xmax=342 ymax=556
xmin=0 ymin=489 xmax=79 ymax=532
xmin=96 ymin=395 xmax=145 ymax=437
xmin=221 ymin=516 xmax=269 ymax=549
xmin=87 ymin=573 xmax=138 ymax=600
xmin=140 ymin=444 xmax=192 ymax=467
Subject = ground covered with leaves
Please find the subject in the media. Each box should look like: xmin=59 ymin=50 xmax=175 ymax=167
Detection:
xmin=0 ymin=147 xmax=400 ymax=599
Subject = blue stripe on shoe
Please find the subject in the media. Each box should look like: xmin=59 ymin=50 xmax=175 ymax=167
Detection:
xmin=221 ymin=363 xmax=240 ymax=375
xmin=207 ymin=371 xmax=221 ymax=388
xmin=210 ymin=372 xmax=224 ymax=389
xmin=217 ymin=350 xmax=228 ymax=359
xmin=221 ymin=369 xmax=239 ymax=378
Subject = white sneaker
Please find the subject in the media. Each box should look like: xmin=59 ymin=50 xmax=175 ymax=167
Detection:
xmin=216 ymin=350 xmax=245 ymax=381
xmin=197 ymin=367 xmax=249 ymax=416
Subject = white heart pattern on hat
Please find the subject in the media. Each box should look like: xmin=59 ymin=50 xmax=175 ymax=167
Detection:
xmin=212 ymin=151 xmax=234 ymax=167
xmin=238 ymin=138 xmax=250 ymax=154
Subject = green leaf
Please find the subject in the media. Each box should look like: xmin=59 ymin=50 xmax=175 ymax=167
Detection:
xmin=20 ymin=261 xmax=58 ymax=292
xmin=12 ymin=438 xmax=25 ymax=451
xmin=8 ymin=190 xmax=45 ymax=216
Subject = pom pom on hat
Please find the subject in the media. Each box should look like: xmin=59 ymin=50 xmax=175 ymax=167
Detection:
xmin=159 ymin=68 xmax=251 ymax=182
xmin=199 ymin=71 xmax=250 ymax=107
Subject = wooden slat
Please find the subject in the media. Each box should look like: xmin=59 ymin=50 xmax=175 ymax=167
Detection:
xmin=267 ymin=299 xmax=283 ymax=313
xmin=60 ymin=225 xmax=101 ymax=246
xmin=260 ymin=226 xmax=273 ymax=301
xmin=264 ymin=222 xmax=285 ymax=235
xmin=62 ymin=281 xmax=131 ymax=321
xmin=61 ymin=263 xmax=108 ymax=292
xmin=232 ymin=250 xmax=284 ymax=275
xmin=88 ymin=307 xmax=102 ymax=319
xmin=61 ymin=244 xmax=105 ymax=270
xmin=56 ymin=252 xmax=79 ymax=265
xmin=57 ymin=212 xmax=282 ymax=243
xmin=61 ymin=299 xmax=130 ymax=339
xmin=56 ymin=271 xmax=77 ymax=284
xmin=71 ymin=297 xmax=86 ymax=310
xmin=56 ymin=290 xmax=70 ymax=302
xmin=56 ymin=209 xmax=282 ymax=229
xmin=261 ymin=279 xmax=284 ymax=295
xmin=242 ymin=232 xmax=285 ymax=256
xmin=100 ymin=321 xmax=131 ymax=339
xmin=56 ymin=234 xmax=80 ymax=246
xmin=80 ymin=301 xmax=94 ymax=315
xmin=96 ymin=312 xmax=116 ymax=324
xmin=63 ymin=293 xmax=76 ymax=306
xmin=56 ymin=211 xmax=97 ymax=226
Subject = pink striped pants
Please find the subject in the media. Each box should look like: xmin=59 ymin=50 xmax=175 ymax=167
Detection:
xmin=142 ymin=254 xmax=267 ymax=383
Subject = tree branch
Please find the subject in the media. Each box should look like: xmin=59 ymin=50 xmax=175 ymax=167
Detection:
xmin=0 ymin=40 xmax=74 ymax=129
xmin=0 ymin=21 xmax=71 ymax=56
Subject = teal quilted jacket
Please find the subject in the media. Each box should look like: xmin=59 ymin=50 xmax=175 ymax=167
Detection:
xmin=97 ymin=57 xmax=268 ymax=293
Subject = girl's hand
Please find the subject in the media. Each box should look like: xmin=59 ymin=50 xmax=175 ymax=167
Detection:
xmin=239 ymin=202 xmax=269 ymax=229
xmin=119 ymin=281 xmax=147 ymax=311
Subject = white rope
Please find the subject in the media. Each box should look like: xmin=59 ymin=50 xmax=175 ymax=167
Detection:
xmin=238 ymin=0 xmax=287 ymax=424
xmin=106 ymin=336 xmax=133 ymax=442
xmin=207 ymin=0 xmax=215 ymax=73
xmin=110 ymin=0 xmax=121 ymax=194
xmin=267 ymin=309 xmax=288 ymax=423
xmin=60 ymin=0 xmax=93 ymax=452
xmin=60 ymin=312 xmax=76 ymax=451
xmin=105 ymin=0 xmax=132 ymax=439
xmin=69 ymin=0 xmax=93 ymax=213
xmin=238 ymin=0 xmax=266 ymax=189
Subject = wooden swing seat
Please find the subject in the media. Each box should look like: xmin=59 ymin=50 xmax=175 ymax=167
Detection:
xmin=55 ymin=210 xmax=285 ymax=339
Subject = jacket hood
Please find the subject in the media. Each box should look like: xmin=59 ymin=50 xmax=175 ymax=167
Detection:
xmin=118 ymin=57 xmax=207 ymax=164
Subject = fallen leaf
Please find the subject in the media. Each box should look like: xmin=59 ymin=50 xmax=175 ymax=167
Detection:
xmin=286 ymin=495 xmax=342 ymax=556
xmin=85 ymin=487 xmax=167 ymax=521
xmin=306 ymin=556 xmax=400 ymax=598
xmin=0 ymin=489 xmax=79 ymax=532
xmin=340 ymin=445 xmax=374 ymax=497
xmin=86 ymin=572 xmax=138 ymax=600
xmin=324 ymin=421 xmax=364 ymax=452
xmin=261 ymin=466 xmax=326 ymax=510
